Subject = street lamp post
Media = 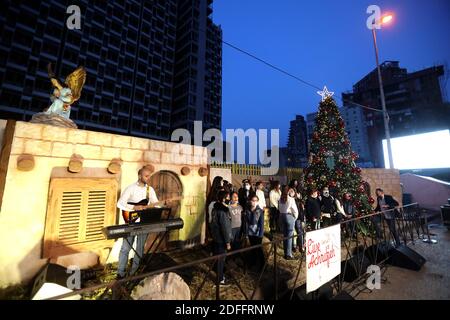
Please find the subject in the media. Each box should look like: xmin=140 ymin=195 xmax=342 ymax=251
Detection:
xmin=371 ymin=15 xmax=394 ymax=169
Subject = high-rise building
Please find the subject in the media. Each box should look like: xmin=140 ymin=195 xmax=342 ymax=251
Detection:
xmin=0 ymin=0 xmax=222 ymax=141
xmin=171 ymin=0 xmax=222 ymax=135
xmin=342 ymin=61 xmax=448 ymax=167
xmin=286 ymin=115 xmax=308 ymax=168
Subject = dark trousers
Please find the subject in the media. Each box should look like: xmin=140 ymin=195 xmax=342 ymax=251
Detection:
xmin=373 ymin=216 xmax=401 ymax=247
xmin=248 ymin=236 xmax=264 ymax=271
xmin=213 ymin=242 xmax=226 ymax=281
xmin=334 ymin=212 xmax=345 ymax=224
xmin=346 ymin=218 xmax=356 ymax=237
xmin=269 ymin=207 xmax=279 ymax=233
xmin=295 ymin=219 xmax=304 ymax=249
xmin=322 ymin=216 xmax=333 ymax=228
xmin=231 ymin=227 xmax=242 ymax=250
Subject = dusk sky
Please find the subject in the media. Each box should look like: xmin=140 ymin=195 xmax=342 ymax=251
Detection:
xmin=213 ymin=0 xmax=450 ymax=146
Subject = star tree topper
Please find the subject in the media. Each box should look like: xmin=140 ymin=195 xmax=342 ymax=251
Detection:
xmin=317 ymin=86 xmax=334 ymax=101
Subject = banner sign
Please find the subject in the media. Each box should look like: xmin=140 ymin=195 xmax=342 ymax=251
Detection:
xmin=306 ymin=224 xmax=341 ymax=293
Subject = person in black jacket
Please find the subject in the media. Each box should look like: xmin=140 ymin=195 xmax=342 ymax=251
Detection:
xmin=244 ymin=194 xmax=265 ymax=272
xmin=238 ymin=179 xmax=255 ymax=209
xmin=373 ymin=188 xmax=401 ymax=247
xmin=342 ymin=193 xmax=356 ymax=237
xmin=210 ymin=190 xmax=232 ymax=285
xmin=319 ymin=187 xmax=336 ymax=227
xmin=305 ymin=189 xmax=321 ymax=230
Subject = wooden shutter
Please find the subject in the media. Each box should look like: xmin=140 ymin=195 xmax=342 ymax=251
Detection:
xmin=43 ymin=178 xmax=117 ymax=258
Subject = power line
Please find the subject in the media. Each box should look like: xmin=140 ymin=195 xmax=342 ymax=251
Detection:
xmin=204 ymin=28 xmax=384 ymax=113
xmin=222 ymin=40 xmax=322 ymax=91
xmin=222 ymin=40 xmax=383 ymax=113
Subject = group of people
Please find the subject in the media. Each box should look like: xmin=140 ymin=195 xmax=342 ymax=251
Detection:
xmin=268 ymin=180 xmax=361 ymax=259
xmin=206 ymin=177 xmax=265 ymax=285
xmin=207 ymin=176 xmax=402 ymax=283
xmin=113 ymin=168 xmax=401 ymax=281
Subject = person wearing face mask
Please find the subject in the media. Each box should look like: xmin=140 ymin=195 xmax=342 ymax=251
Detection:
xmin=279 ymin=187 xmax=299 ymax=260
xmin=238 ymin=179 xmax=255 ymax=209
xmin=244 ymin=195 xmax=265 ymax=272
xmin=289 ymin=179 xmax=304 ymax=252
xmin=210 ymin=190 xmax=232 ymax=285
xmin=206 ymin=176 xmax=224 ymax=244
xmin=255 ymin=181 xmax=267 ymax=211
xmin=319 ymin=187 xmax=336 ymax=228
xmin=305 ymin=189 xmax=321 ymax=230
xmin=269 ymin=181 xmax=282 ymax=233
xmin=229 ymin=191 xmax=244 ymax=250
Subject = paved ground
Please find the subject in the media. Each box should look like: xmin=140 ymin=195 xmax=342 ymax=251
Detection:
xmin=355 ymin=224 xmax=450 ymax=300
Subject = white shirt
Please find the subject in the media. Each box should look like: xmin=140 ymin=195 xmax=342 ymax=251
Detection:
xmin=335 ymin=198 xmax=346 ymax=215
xmin=117 ymin=182 xmax=159 ymax=212
xmin=255 ymin=189 xmax=266 ymax=209
xmin=269 ymin=189 xmax=281 ymax=209
xmin=208 ymin=201 xmax=216 ymax=224
xmin=278 ymin=196 xmax=299 ymax=219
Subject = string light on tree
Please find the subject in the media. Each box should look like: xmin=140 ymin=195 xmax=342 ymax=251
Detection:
xmin=303 ymin=88 xmax=373 ymax=218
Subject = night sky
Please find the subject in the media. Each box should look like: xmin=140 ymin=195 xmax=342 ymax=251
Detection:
xmin=213 ymin=0 xmax=450 ymax=147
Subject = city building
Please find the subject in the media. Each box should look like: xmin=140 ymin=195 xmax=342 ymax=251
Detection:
xmin=286 ymin=115 xmax=308 ymax=168
xmin=342 ymin=61 xmax=448 ymax=167
xmin=278 ymin=147 xmax=289 ymax=168
xmin=0 ymin=0 xmax=222 ymax=141
xmin=171 ymin=0 xmax=222 ymax=134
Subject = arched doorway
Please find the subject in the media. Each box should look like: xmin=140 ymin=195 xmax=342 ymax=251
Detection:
xmin=146 ymin=170 xmax=183 ymax=252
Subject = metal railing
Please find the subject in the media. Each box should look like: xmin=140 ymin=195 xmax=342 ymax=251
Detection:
xmin=44 ymin=203 xmax=431 ymax=300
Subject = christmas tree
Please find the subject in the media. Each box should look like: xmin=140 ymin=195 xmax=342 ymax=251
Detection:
xmin=303 ymin=87 xmax=374 ymax=216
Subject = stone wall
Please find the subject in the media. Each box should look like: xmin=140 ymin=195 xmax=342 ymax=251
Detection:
xmin=361 ymin=168 xmax=402 ymax=206
xmin=0 ymin=121 xmax=208 ymax=287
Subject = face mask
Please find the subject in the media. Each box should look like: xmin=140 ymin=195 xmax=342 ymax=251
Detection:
xmin=289 ymin=192 xmax=295 ymax=197
xmin=323 ymin=192 xmax=329 ymax=197
xmin=225 ymin=199 xmax=230 ymax=205
xmin=245 ymin=185 xmax=250 ymax=190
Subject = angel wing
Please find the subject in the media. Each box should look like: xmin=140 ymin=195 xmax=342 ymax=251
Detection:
xmin=47 ymin=63 xmax=64 ymax=91
xmin=64 ymin=66 xmax=86 ymax=102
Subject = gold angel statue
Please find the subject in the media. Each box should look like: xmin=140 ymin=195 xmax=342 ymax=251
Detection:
xmin=45 ymin=63 xmax=86 ymax=119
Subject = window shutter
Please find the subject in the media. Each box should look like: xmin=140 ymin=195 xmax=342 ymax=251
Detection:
xmin=58 ymin=191 xmax=82 ymax=245
xmin=44 ymin=178 xmax=117 ymax=258
xmin=85 ymin=190 xmax=107 ymax=242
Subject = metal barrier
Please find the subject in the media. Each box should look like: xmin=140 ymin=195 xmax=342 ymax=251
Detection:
xmin=44 ymin=203 xmax=431 ymax=300
xmin=334 ymin=202 xmax=426 ymax=296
